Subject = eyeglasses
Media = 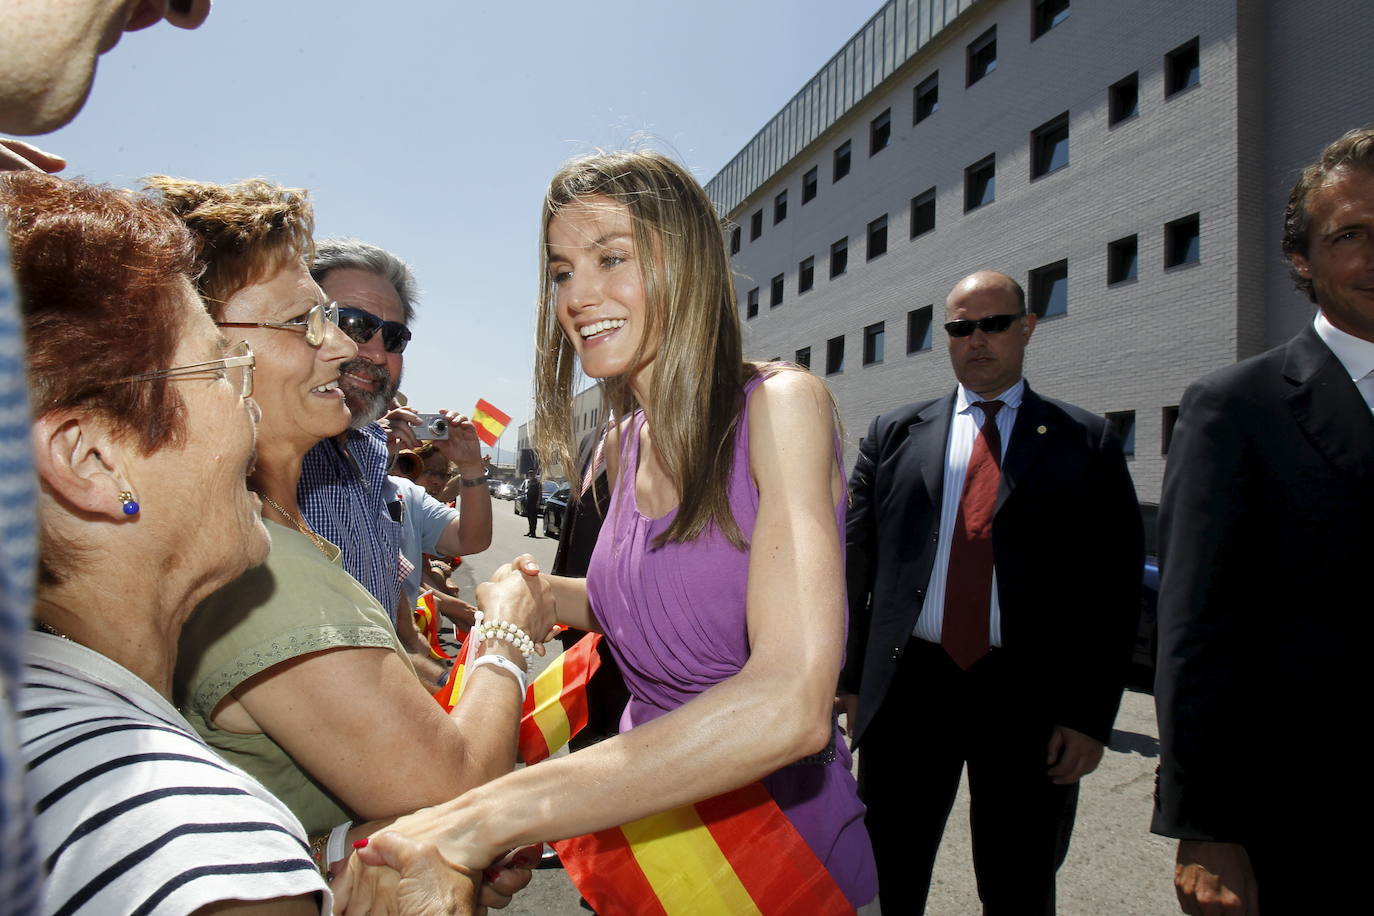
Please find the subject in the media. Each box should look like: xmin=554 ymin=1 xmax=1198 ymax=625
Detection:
xmin=943 ymin=313 xmax=1024 ymax=338
xmin=110 ymin=340 xmax=255 ymax=399
xmin=338 ymin=306 xmax=412 ymax=354
xmin=217 ymin=301 xmax=340 ymax=348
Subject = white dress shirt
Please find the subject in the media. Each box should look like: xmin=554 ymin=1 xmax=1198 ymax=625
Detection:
xmin=913 ymin=378 xmax=1025 ymax=646
xmin=1314 ymin=312 xmax=1374 ymax=413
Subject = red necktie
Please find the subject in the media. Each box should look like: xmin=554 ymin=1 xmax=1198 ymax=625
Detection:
xmin=942 ymin=400 xmax=1004 ymax=670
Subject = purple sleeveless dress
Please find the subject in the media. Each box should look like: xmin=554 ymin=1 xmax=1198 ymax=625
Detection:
xmin=586 ymin=375 xmax=878 ymax=908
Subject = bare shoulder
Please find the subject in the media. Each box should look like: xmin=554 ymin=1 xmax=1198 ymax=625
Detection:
xmin=750 ymin=367 xmax=836 ymax=426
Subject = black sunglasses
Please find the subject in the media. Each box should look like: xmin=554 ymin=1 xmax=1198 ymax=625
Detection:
xmin=943 ymin=313 xmax=1024 ymax=338
xmin=338 ymin=306 xmax=412 ymax=354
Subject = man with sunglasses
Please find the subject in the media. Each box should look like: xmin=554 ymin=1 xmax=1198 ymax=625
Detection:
xmin=842 ymin=270 xmax=1142 ymax=914
xmin=297 ymin=238 xmax=491 ymax=629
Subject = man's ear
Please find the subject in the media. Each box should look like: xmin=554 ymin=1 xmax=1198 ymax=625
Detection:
xmin=1290 ymin=250 xmax=1312 ymax=278
xmin=30 ymin=412 xmax=131 ymax=521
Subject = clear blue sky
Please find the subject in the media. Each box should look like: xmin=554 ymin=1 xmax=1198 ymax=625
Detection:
xmin=39 ymin=0 xmax=878 ymax=462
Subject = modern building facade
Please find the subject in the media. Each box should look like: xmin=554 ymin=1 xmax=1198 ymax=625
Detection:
xmin=708 ymin=0 xmax=1373 ymax=503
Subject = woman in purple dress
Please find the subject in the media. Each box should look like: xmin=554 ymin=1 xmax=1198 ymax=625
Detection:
xmin=339 ymin=151 xmax=878 ymax=913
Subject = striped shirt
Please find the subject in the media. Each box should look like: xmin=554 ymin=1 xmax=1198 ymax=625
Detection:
xmin=20 ymin=634 xmax=329 ymax=915
xmin=0 ymin=228 xmax=42 ymax=915
xmin=298 ymin=424 xmax=404 ymax=618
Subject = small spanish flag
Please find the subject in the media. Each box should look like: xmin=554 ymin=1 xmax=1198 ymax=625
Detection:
xmin=552 ymin=781 xmax=855 ymax=916
xmin=413 ymin=593 xmax=452 ymax=662
xmin=431 ymin=632 xmax=603 ymax=766
xmin=472 ymin=399 xmax=511 ymax=447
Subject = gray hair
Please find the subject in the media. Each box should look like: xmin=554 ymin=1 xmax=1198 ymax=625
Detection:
xmin=311 ymin=237 xmax=420 ymax=324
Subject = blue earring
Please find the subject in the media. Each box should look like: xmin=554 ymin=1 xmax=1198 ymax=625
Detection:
xmin=119 ymin=491 xmax=140 ymax=516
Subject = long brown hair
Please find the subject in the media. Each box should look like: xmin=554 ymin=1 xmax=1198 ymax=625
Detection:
xmin=534 ymin=150 xmax=758 ymax=549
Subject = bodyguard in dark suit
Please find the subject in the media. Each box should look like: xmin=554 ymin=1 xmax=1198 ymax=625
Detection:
xmin=1154 ymin=129 xmax=1374 ymax=915
xmin=841 ymin=271 xmax=1142 ymax=914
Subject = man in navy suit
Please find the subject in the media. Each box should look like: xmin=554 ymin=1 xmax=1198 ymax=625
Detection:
xmin=841 ymin=270 xmax=1142 ymax=914
xmin=1153 ymin=128 xmax=1374 ymax=915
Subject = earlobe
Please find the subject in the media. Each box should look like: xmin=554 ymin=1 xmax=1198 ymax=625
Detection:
xmin=31 ymin=413 xmax=133 ymax=521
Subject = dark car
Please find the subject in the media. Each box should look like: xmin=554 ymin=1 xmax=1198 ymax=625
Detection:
xmin=514 ymin=480 xmax=560 ymax=517
xmin=542 ymin=486 xmax=571 ymax=538
xmin=1129 ymin=503 xmax=1160 ymax=693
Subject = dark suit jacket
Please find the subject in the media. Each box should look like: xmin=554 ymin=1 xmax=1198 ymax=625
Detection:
xmin=1152 ymin=326 xmax=1374 ymax=842
xmin=843 ymin=383 xmax=1143 ymax=747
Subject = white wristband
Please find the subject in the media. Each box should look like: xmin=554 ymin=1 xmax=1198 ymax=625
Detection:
xmin=326 ymin=820 xmax=353 ymax=871
xmin=468 ymin=652 xmax=529 ymax=695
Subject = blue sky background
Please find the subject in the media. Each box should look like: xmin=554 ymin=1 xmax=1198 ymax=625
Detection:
xmin=38 ymin=0 xmax=878 ymax=463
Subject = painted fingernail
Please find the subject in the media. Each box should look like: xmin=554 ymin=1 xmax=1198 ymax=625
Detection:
xmin=353 ymin=838 xmax=369 ymax=849
xmin=484 ymin=869 xmax=500 ymax=882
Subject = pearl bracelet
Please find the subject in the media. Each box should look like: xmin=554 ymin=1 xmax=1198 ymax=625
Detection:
xmin=468 ymin=652 xmax=528 ymax=695
xmin=471 ymin=610 xmax=536 ymax=663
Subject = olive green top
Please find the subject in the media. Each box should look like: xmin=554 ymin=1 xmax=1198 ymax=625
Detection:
xmin=175 ymin=520 xmax=411 ymax=836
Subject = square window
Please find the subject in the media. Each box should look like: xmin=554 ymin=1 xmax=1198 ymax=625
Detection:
xmin=830 ymin=237 xmax=849 ymax=278
xmin=863 ymin=322 xmax=885 ymax=365
xmin=729 ymin=225 xmax=741 ymax=255
xmin=870 ymin=108 xmax=891 ymax=155
xmin=911 ymin=187 xmax=936 ymax=238
xmin=1029 ymin=259 xmax=1068 ymax=317
xmin=1109 ymin=72 xmax=1139 ymax=125
xmin=798 ymin=256 xmax=815 ymax=294
xmin=914 ymin=72 xmax=939 ymax=123
xmin=770 ymin=273 xmax=784 ymax=307
xmin=774 ymin=190 xmax=788 ymax=224
xmin=749 ymin=209 xmax=763 ymax=241
xmin=833 ymin=141 xmax=852 ymax=182
xmin=967 ymin=26 xmax=997 ymax=86
xmin=1032 ymin=0 xmax=1070 ymax=40
xmin=745 ymin=287 xmax=759 ymax=319
xmin=1162 ymin=405 xmax=1180 ymax=455
xmin=1106 ymin=409 xmax=1136 ymax=456
xmin=1031 ymin=113 xmax=1069 ymax=178
xmin=826 ymin=335 xmax=845 ymax=375
xmin=867 ymin=215 xmax=888 ymax=260
xmin=907 ymin=306 xmax=934 ymax=353
xmin=795 ymin=346 xmax=811 ymax=369
xmin=965 ymin=155 xmax=996 ymax=211
xmin=802 ymin=167 xmax=818 ymax=204
xmin=1165 ymin=37 xmax=1200 ymax=97
xmin=1108 ymin=234 xmax=1138 ymax=284
xmin=1165 ymin=213 xmax=1200 ymax=267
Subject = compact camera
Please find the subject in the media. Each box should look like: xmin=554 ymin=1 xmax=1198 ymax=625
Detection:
xmin=415 ymin=413 xmax=449 ymax=440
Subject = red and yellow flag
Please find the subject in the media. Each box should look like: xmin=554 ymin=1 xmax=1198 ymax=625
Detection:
xmin=552 ymin=781 xmax=855 ymax=916
xmin=471 ymin=399 xmax=511 ymax=447
xmin=413 ymin=593 xmax=452 ymax=662
xmin=431 ymin=632 xmax=603 ymax=766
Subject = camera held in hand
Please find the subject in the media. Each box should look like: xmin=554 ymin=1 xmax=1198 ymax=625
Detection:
xmin=415 ymin=412 xmax=449 ymax=440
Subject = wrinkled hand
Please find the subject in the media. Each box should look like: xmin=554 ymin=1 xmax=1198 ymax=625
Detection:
xmin=0 ymin=139 xmax=65 ymax=173
xmin=434 ymin=410 xmax=484 ymax=475
xmin=475 ymin=556 xmax=556 ymax=652
xmin=433 ymin=590 xmax=478 ymax=630
xmin=1173 ymin=841 xmax=1258 ymax=915
xmin=333 ymin=831 xmax=478 ymax=916
xmin=1045 ymin=725 xmax=1104 ymax=784
xmin=379 ymin=405 xmax=423 ymax=457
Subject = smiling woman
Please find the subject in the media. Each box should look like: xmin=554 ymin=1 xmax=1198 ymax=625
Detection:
xmin=150 ymin=178 xmax=552 ymax=899
xmin=3 ymin=171 xmax=327 ymax=915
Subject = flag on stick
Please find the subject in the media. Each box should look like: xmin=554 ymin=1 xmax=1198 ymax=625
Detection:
xmin=472 ymin=399 xmax=511 ymax=447
xmin=432 ymin=632 xmax=603 ymax=766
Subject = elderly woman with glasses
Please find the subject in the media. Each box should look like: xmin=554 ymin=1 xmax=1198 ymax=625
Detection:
xmin=3 ymin=171 xmax=335 ymax=914
xmin=150 ymin=177 xmax=552 ymax=892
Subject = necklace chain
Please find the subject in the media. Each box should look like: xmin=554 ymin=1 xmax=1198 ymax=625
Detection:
xmin=259 ymin=493 xmax=331 ymax=557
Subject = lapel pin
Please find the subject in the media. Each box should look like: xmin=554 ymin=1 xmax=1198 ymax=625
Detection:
xmin=1037 ymin=425 xmax=1047 ymax=434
